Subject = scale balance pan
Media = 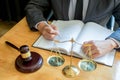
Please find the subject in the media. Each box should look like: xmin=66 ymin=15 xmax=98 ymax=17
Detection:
xmin=62 ymin=65 xmax=80 ymax=78
xmin=78 ymin=59 xmax=97 ymax=71
xmin=47 ymin=55 xmax=65 ymax=67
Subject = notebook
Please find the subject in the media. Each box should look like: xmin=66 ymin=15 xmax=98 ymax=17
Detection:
xmin=33 ymin=20 xmax=116 ymax=66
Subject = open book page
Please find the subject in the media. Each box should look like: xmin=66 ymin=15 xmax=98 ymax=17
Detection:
xmin=33 ymin=20 xmax=84 ymax=55
xmin=72 ymin=22 xmax=115 ymax=66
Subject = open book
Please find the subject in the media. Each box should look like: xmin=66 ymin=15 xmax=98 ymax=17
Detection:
xmin=33 ymin=20 xmax=116 ymax=67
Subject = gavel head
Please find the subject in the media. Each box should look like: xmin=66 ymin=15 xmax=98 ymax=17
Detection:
xmin=19 ymin=45 xmax=32 ymax=61
xmin=20 ymin=45 xmax=29 ymax=53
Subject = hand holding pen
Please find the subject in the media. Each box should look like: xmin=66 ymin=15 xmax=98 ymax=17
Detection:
xmin=37 ymin=21 xmax=59 ymax=40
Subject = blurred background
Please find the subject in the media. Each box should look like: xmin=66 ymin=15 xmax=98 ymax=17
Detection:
xmin=0 ymin=0 xmax=30 ymax=37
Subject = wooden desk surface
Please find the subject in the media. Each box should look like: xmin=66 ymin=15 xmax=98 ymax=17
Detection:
xmin=0 ymin=17 xmax=120 ymax=80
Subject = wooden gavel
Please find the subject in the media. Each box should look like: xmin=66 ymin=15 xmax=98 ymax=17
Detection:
xmin=5 ymin=41 xmax=43 ymax=73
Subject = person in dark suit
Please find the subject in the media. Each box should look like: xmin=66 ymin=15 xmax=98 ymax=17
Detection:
xmin=25 ymin=0 xmax=120 ymax=58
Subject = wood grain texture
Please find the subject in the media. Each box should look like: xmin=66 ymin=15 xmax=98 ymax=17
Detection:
xmin=0 ymin=17 xmax=120 ymax=80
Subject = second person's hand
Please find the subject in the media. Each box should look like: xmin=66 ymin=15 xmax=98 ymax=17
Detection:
xmin=81 ymin=39 xmax=117 ymax=58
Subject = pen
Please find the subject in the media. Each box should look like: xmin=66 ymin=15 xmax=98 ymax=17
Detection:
xmin=44 ymin=21 xmax=55 ymax=32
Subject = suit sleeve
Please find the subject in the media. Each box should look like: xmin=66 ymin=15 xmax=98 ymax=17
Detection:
xmin=113 ymin=1 xmax=120 ymax=26
xmin=108 ymin=2 xmax=120 ymax=41
xmin=25 ymin=0 xmax=51 ymax=31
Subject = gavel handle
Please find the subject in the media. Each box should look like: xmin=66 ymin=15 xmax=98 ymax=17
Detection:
xmin=5 ymin=41 xmax=19 ymax=51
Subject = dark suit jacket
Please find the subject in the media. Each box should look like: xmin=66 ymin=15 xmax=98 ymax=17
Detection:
xmin=25 ymin=0 xmax=120 ymax=42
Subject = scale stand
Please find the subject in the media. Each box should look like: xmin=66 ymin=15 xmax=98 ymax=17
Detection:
xmin=62 ymin=38 xmax=80 ymax=77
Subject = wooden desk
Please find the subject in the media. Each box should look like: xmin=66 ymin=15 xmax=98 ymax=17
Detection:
xmin=0 ymin=17 xmax=120 ymax=80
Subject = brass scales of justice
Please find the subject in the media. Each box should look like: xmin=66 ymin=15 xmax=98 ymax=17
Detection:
xmin=5 ymin=38 xmax=96 ymax=77
xmin=47 ymin=38 xmax=97 ymax=78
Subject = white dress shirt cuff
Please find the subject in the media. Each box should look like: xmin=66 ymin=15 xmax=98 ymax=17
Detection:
xmin=108 ymin=37 xmax=120 ymax=48
xmin=34 ymin=21 xmax=47 ymax=30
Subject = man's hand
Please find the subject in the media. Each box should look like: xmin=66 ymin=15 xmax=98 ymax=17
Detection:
xmin=81 ymin=39 xmax=118 ymax=58
xmin=37 ymin=22 xmax=59 ymax=40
